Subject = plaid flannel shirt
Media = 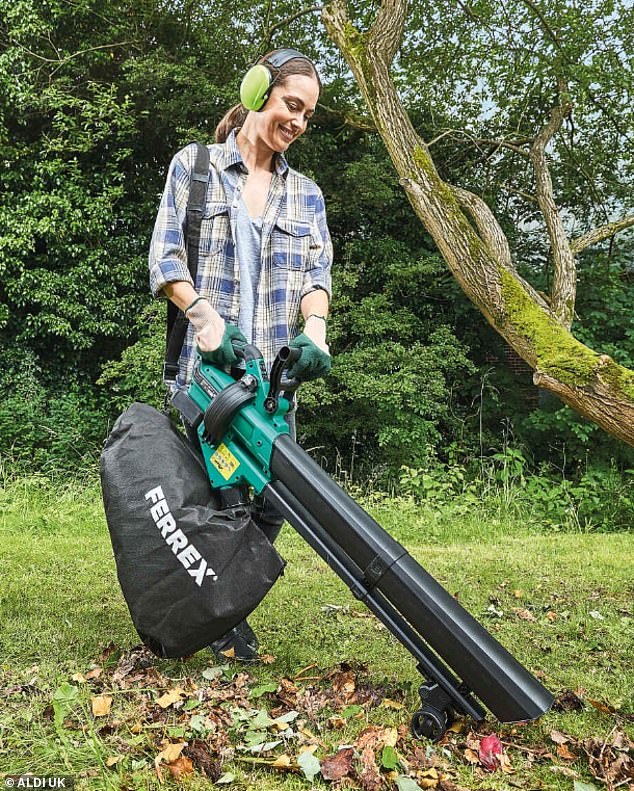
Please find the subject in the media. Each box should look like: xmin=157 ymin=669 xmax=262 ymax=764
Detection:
xmin=148 ymin=130 xmax=333 ymax=386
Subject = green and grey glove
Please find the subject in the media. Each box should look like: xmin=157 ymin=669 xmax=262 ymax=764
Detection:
xmin=288 ymin=333 xmax=332 ymax=381
xmin=186 ymin=298 xmax=247 ymax=368
xmin=199 ymin=322 xmax=247 ymax=368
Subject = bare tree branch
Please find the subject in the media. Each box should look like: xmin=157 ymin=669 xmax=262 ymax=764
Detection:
xmin=13 ymin=40 xmax=136 ymax=67
xmin=529 ymin=79 xmax=576 ymax=327
xmin=571 ymin=215 xmax=634 ymax=255
xmin=368 ymin=0 xmax=408 ymax=66
xmin=259 ymin=5 xmax=325 ymax=53
xmin=452 ymin=186 xmax=513 ymax=268
xmin=318 ymin=103 xmax=375 ymax=130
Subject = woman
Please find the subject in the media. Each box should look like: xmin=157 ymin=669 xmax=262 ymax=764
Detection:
xmin=148 ymin=49 xmax=333 ymax=661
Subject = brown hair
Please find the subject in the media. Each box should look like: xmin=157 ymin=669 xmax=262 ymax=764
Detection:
xmin=215 ymin=53 xmax=321 ymax=144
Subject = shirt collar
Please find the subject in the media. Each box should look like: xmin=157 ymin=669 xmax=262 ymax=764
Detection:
xmin=223 ymin=128 xmax=289 ymax=178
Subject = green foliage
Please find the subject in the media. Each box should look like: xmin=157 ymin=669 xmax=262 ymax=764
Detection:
xmin=0 ymin=346 xmax=110 ymax=476
xmin=398 ymin=446 xmax=634 ymax=533
xmin=98 ymin=301 xmax=166 ymax=412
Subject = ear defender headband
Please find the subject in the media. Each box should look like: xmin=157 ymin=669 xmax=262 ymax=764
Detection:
xmin=240 ymin=48 xmax=314 ymax=111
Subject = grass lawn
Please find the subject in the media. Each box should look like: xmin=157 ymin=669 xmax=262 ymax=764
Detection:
xmin=0 ymin=479 xmax=632 ymax=790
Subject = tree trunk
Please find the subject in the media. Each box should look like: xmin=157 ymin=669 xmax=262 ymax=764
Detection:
xmin=322 ymin=0 xmax=634 ymax=447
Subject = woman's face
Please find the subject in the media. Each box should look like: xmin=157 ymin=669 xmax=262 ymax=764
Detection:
xmin=256 ymin=73 xmax=320 ymax=153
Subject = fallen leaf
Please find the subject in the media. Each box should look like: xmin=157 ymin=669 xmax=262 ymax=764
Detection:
xmin=219 ymin=647 xmax=236 ymax=659
xmin=85 ymin=667 xmax=103 ymax=680
xmin=260 ymin=654 xmax=276 ymax=664
xmin=184 ymin=739 xmax=221 ymax=780
xmin=587 ymin=698 xmax=616 ymax=715
xmin=553 ymin=689 xmax=584 ymax=712
xmin=360 ymin=746 xmax=382 ymax=791
xmin=463 ymin=748 xmax=479 ymax=765
xmin=91 ymin=695 xmax=113 ymax=717
xmin=105 ymin=756 xmax=123 ymax=767
xmin=355 ymin=725 xmax=398 ymax=752
xmin=479 ymin=734 xmax=503 ymax=771
xmin=513 ymin=590 xmax=523 ymax=598
xmin=155 ymin=741 xmax=187 ymax=767
xmin=396 ymin=777 xmax=425 ymax=791
xmin=72 ymin=673 xmax=87 ymax=683
xmin=382 ymin=698 xmax=405 ymax=710
xmin=545 ymin=611 xmax=557 ymax=622
xmin=298 ymin=749 xmax=321 ymax=781
xmin=156 ymin=688 xmax=186 ymax=709
xmin=216 ymin=773 xmax=235 ymax=784
xmin=328 ymin=715 xmax=347 ymax=728
xmin=515 ymin=608 xmax=536 ymax=621
xmin=321 ymin=748 xmax=354 ymax=781
xmin=167 ymin=756 xmax=194 ymax=779
xmin=272 ymin=754 xmax=292 ymax=768
xmin=418 ymin=767 xmax=440 ymax=788
xmin=556 ymin=743 xmax=577 ymax=761
xmin=550 ymin=729 xmax=572 ymax=744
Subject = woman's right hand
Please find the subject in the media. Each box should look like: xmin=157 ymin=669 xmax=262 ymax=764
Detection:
xmin=186 ymin=298 xmax=247 ymax=366
xmin=185 ymin=298 xmax=225 ymax=352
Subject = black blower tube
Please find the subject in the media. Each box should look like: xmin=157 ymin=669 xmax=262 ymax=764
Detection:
xmin=270 ymin=433 xmax=553 ymax=723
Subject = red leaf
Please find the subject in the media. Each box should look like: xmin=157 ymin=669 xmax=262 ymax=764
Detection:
xmin=478 ymin=734 xmax=503 ymax=771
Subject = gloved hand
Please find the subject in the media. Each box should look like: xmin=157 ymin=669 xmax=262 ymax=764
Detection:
xmin=186 ymin=298 xmax=247 ymax=367
xmin=288 ymin=333 xmax=332 ymax=381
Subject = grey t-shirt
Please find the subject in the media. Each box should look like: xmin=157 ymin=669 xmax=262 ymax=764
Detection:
xmin=235 ymin=195 xmax=262 ymax=342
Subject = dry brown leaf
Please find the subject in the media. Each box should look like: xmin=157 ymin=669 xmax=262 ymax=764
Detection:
xmin=381 ymin=698 xmax=404 ymax=710
xmin=327 ymin=716 xmax=347 ymax=729
xmin=167 ymin=756 xmax=194 ymax=780
xmin=515 ymin=608 xmax=536 ymax=621
xmin=72 ymin=673 xmax=87 ymax=683
xmin=91 ymin=695 xmax=113 ymax=717
xmin=184 ymin=739 xmax=221 ymax=781
xmin=355 ymin=725 xmax=398 ymax=752
xmin=587 ymin=698 xmax=617 ymax=715
xmin=272 ymin=754 xmax=293 ymax=768
xmin=321 ymin=747 xmax=354 ymax=781
xmin=105 ymin=756 xmax=123 ymax=768
xmin=550 ymin=729 xmax=572 ymax=745
xmin=513 ymin=590 xmax=523 ymax=598
xmin=85 ymin=667 xmax=103 ymax=680
xmin=156 ymin=688 xmax=186 ymax=709
xmin=545 ymin=611 xmax=557 ymax=622
xmin=359 ymin=746 xmax=382 ymax=791
xmin=556 ymin=743 xmax=577 ymax=761
xmin=418 ymin=767 xmax=440 ymax=788
xmin=156 ymin=741 xmax=187 ymax=767
xmin=463 ymin=748 xmax=480 ymax=765
xmin=260 ymin=654 xmax=276 ymax=664
xmin=218 ymin=647 xmax=236 ymax=659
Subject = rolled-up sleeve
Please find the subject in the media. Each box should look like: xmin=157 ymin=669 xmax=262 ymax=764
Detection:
xmin=301 ymin=187 xmax=333 ymax=299
xmin=148 ymin=145 xmax=196 ymax=297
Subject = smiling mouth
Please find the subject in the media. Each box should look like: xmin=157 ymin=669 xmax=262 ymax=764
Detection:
xmin=279 ymin=126 xmax=295 ymax=143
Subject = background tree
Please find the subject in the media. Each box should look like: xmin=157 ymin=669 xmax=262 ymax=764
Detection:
xmin=323 ymin=0 xmax=634 ymax=446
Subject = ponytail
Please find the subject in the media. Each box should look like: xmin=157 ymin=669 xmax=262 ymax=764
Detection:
xmin=215 ymin=103 xmax=248 ymax=143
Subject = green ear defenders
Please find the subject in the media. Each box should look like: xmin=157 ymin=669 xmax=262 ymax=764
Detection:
xmin=240 ymin=48 xmax=314 ymax=111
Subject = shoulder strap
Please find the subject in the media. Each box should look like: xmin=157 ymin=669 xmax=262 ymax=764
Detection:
xmin=163 ymin=142 xmax=211 ymax=385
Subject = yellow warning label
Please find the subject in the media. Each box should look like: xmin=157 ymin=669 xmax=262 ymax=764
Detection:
xmin=210 ymin=443 xmax=240 ymax=481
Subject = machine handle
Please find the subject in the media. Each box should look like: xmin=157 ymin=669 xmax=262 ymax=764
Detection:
xmin=265 ymin=345 xmax=302 ymax=412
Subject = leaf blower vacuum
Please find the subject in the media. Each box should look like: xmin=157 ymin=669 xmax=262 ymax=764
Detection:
xmin=170 ymin=341 xmax=553 ymax=741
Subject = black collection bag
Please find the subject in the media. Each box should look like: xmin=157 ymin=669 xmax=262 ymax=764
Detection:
xmin=100 ymin=402 xmax=285 ymax=658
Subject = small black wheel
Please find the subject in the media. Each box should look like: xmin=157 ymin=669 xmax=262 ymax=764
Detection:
xmin=411 ymin=707 xmax=448 ymax=741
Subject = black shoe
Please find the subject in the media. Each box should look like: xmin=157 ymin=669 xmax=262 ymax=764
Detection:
xmin=211 ymin=620 xmax=259 ymax=663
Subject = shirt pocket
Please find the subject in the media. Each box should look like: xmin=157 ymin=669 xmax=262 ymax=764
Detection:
xmin=200 ymin=202 xmax=231 ymax=255
xmin=272 ymin=218 xmax=311 ymax=270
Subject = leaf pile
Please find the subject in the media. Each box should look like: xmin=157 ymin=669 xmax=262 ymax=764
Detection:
xmin=3 ymin=645 xmax=632 ymax=790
